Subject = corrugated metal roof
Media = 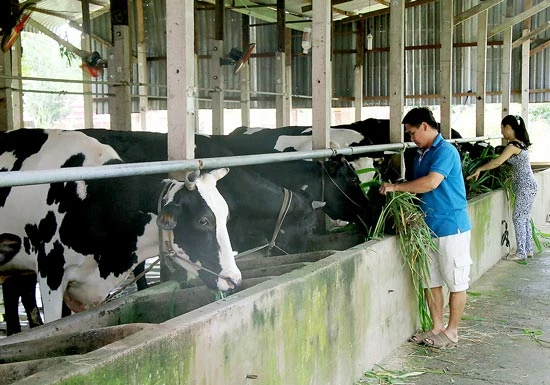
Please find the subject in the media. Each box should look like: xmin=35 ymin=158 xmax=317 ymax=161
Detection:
xmin=24 ymin=0 xmax=109 ymax=32
xmin=25 ymin=0 xmax=387 ymax=33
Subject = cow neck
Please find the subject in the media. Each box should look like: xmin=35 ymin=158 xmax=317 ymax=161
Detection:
xmin=319 ymin=161 xmax=362 ymax=209
xmin=234 ymin=187 xmax=294 ymax=259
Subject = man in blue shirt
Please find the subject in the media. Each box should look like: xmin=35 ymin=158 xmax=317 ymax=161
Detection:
xmin=379 ymin=107 xmax=472 ymax=348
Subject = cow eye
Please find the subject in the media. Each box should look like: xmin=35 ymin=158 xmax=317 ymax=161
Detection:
xmin=199 ymin=217 xmax=210 ymax=227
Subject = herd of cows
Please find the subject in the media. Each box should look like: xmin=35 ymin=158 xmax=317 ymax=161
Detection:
xmin=0 ymin=118 xmax=492 ymax=336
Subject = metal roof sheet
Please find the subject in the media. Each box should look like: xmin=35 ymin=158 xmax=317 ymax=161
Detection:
xmin=24 ymin=0 xmax=387 ymax=33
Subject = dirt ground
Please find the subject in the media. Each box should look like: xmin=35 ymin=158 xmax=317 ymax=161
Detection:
xmin=358 ymin=232 xmax=550 ymax=384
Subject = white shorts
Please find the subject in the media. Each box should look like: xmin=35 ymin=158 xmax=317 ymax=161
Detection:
xmin=426 ymin=230 xmax=472 ymax=292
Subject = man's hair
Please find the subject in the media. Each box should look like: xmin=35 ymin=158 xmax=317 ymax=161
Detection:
xmin=402 ymin=107 xmax=438 ymax=129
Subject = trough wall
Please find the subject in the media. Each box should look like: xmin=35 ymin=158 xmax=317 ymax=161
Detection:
xmin=10 ymin=168 xmax=550 ymax=385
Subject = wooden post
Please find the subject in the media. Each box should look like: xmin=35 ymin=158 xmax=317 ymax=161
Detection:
xmin=475 ymin=10 xmax=488 ymax=137
xmin=389 ymin=0 xmax=405 ymax=178
xmin=109 ymin=0 xmax=132 ymax=131
xmin=311 ymin=1 xmax=331 ymax=151
xmin=81 ymin=0 xmax=93 ymax=128
xmin=354 ymin=19 xmax=364 ymax=122
xmin=440 ymin=0 xmax=453 ymax=139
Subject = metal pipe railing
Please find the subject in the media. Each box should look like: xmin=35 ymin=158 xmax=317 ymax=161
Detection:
xmin=0 ymin=135 xmax=501 ymax=188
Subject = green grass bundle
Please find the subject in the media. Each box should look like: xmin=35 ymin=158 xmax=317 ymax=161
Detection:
xmin=461 ymin=146 xmax=513 ymax=200
xmin=372 ymin=190 xmax=437 ymax=332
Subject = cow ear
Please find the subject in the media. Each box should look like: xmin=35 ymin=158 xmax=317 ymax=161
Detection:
xmin=312 ymin=201 xmax=326 ymax=210
xmin=0 ymin=233 xmax=22 ymax=264
xmin=209 ymin=167 xmax=229 ymax=181
xmin=157 ymin=203 xmax=181 ymax=230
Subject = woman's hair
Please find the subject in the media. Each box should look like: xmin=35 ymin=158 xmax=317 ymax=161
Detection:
xmin=501 ymin=115 xmax=532 ymax=147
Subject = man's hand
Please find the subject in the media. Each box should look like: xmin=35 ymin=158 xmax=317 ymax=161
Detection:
xmin=379 ymin=183 xmax=396 ymax=195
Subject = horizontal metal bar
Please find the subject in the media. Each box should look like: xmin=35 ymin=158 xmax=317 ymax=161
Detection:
xmin=0 ymin=136 xmax=500 ymax=188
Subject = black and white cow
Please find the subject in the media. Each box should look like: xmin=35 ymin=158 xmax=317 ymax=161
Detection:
xmin=79 ymin=129 xmax=321 ymax=256
xmin=230 ymin=118 xmax=471 ymax=182
xmin=196 ymin=134 xmax=376 ymax=235
xmin=0 ymin=129 xmax=241 ymax=323
xmin=229 ymin=124 xmax=377 ymax=183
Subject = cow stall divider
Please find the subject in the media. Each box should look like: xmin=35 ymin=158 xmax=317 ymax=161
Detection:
xmin=0 ymin=135 xmax=514 ymax=385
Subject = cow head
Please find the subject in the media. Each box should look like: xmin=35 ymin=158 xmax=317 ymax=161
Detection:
xmin=316 ymin=156 xmax=374 ymax=233
xmin=157 ymin=168 xmax=242 ymax=291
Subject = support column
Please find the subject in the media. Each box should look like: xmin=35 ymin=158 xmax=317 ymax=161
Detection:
xmin=210 ymin=39 xmax=224 ymax=134
xmin=354 ymin=19 xmax=365 ymax=122
xmin=136 ymin=0 xmax=149 ymax=131
xmin=475 ymin=10 xmax=488 ymax=137
xmin=166 ymin=0 xmax=195 ymax=162
xmin=501 ymin=27 xmax=512 ymax=119
xmin=0 ymin=52 xmax=13 ymax=131
xmin=389 ymin=0 xmax=405 ymax=178
xmin=275 ymin=51 xmax=287 ymax=127
xmin=11 ymin=40 xmax=23 ymax=129
xmin=440 ymin=0 xmax=453 ymax=139
xmin=240 ymin=14 xmax=251 ymax=128
xmin=311 ymin=1 xmax=331 ymax=151
xmin=284 ymin=27 xmax=292 ymax=126
xmin=109 ymin=0 xmax=132 ymax=131
xmin=210 ymin=0 xmax=224 ymax=134
xmin=81 ymin=0 xmax=93 ymax=128
xmin=275 ymin=0 xmax=290 ymax=127
xmin=521 ymin=0 xmax=532 ymax=126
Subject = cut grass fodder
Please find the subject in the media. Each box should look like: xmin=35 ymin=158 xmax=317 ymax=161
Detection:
xmin=372 ymin=190 xmax=437 ymax=332
xmin=358 ymin=366 xmax=426 ymax=385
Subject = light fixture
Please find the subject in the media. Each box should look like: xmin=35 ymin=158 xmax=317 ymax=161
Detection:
xmin=366 ymin=29 xmax=373 ymax=51
xmin=366 ymin=0 xmax=373 ymax=51
xmin=302 ymin=27 xmax=312 ymax=54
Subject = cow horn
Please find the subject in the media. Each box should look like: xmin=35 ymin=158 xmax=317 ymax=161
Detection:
xmin=184 ymin=170 xmax=200 ymax=190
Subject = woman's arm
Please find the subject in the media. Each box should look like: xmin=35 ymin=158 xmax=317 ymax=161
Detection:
xmin=466 ymin=144 xmax=518 ymax=181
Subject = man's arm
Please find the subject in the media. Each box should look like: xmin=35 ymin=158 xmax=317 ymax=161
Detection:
xmin=379 ymin=172 xmax=444 ymax=195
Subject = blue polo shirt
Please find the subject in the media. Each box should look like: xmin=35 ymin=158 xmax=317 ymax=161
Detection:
xmin=413 ymin=134 xmax=471 ymax=237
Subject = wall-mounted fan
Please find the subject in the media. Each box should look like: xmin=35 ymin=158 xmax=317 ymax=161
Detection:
xmin=80 ymin=51 xmax=108 ymax=78
xmin=220 ymin=43 xmax=256 ymax=74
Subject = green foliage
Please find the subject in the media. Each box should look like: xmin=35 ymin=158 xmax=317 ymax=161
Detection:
xmin=59 ymin=45 xmax=78 ymax=67
xmin=461 ymin=146 xmax=513 ymax=199
xmin=373 ymin=191 xmax=436 ymax=331
xmin=21 ymin=31 xmax=82 ymax=128
xmin=355 ymin=166 xmax=435 ymax=331
xmin=531 ymin=220 xmax=550 ymax=253
xmin=530 ymin=104 xmax=550 ymax=124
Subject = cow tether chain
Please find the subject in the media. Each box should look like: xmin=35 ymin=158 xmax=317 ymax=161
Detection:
xmin=235 ymin=188 xmax=293 ymax=258
xmin=319 ymin=161 xmax=362 ymax=209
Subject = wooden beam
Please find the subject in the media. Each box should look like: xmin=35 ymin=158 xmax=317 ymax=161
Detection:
xmin=454 ymin=0 xmax=503 ymax=26
xmin=488 ymin=0 xmax=550 ymax=38
xmin=512 ymin=21 xmax=550 ymax=48
xmin=28 ymin=19 xmax=88 ymax=58
xmin=530 ymin=38 xmax=550 ymax=55
xmin=302 ymin=0 xmax=352 ymax=15
xmin=342 ymin=0 xmax=436 ymax=24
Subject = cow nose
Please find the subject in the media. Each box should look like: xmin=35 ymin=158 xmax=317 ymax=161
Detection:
xmin=222 ymin=276 xmax=242 ymax=290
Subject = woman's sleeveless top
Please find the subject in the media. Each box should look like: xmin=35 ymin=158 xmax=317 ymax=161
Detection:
xmin=505 ymin=142 xmax=537 ymax=195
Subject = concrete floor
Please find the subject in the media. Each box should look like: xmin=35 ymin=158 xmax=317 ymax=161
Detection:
xmin=361 ymin=226 xmax=550 ymax=385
